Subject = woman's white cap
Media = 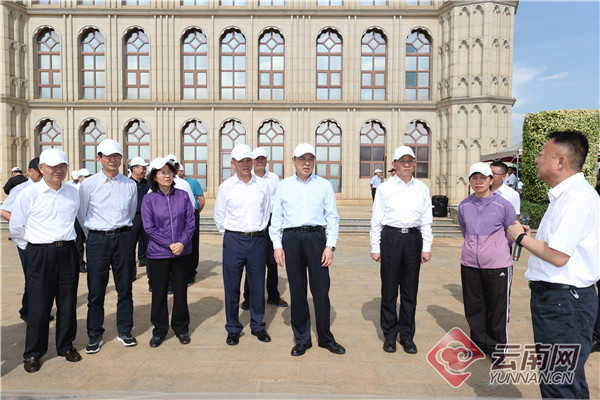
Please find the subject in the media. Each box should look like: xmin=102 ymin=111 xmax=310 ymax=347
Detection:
xmin=469 ymin=162 xmax=493 ymax=178
xmin=149 ymin=157 xmax=172 ymax=172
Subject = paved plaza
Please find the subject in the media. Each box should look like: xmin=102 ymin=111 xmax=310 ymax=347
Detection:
xmin=1 ymin=206 xmax=598 ymax=399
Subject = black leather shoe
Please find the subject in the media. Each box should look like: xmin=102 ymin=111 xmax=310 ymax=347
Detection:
xmin=59 ymin=348 xmax=82 ymax=362
xmin=240 ymin=300 xmax=250 ymax=310
xmin=149 ymin=335 xmax=165 ymax=348
xmin=383 ymin=339 xmax=396 ymax=353
xmin=251 ymin=330 xmax=271 ymax=342
xmin=319 ymin=341 xmax=346 ymax=354
xmin=226 ymin=332 xmax=240 ymax=346
xmin=291 ymin=342 xmax=312 ymax=356
xmin=267 ymin=298 xmax=288 ymax=307
xmin=177 ymin=333 xmax=191 ymax=345
xmin=23 ymin=357 xmax=41 ymax=373
xmin=399 ymin=338 xmax=418 ymax=354
xmin=592 ymin=339 xmax=600 ymax=353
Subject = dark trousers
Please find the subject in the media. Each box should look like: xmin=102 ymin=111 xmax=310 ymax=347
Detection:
xmin=86 ymin=230 xmax=135 ymax=337
xmin=380 ymin=228 xmax=422 ymax=342
xmin=531 ymin=285 xmax=597 ymax=399
xmin=594 ymin=282 xmax=600 ymax=342
xmin=148 ymin=255 xmax=190 ymax=337
xmin=461 ymin=265 xmax=511 ymax=355
xmin=188 ymin=210 xmax=200 ymax=281
xmin=17 ymin=246 xmax=28 ymax=317
xmin=24 ymin=241 xmax=79 ymax=358
xmin=243 ymin=222 xmax=281 ymax=303
xmin=371 ymin=188 xmax=376 ymax=201
xmin=283 ymin=230 xmax=334 ymax=345
xmin=74 ymin=219 xmax=86 ymax=269
xmin=222 ymin=231 xmax=266 ymax=333
xmin=131 ymin=213 xmax=148 ymax=280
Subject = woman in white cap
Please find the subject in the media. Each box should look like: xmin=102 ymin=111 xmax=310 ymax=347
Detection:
xmin=141 ymin=157 xmax=195 ymax=347
xmin=457 ymin=162 xmax=516 ymax=358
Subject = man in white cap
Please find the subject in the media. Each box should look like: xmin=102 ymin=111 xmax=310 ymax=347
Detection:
xmin=66 ymin=170 xmax=80 ymax=188
xmin=129 ymin=156 xmax=150 ymax=280
xmin=78 ymin=168 xmax=92 ymax=183
xmin=164 ymin=154 xmax=196 ymax=208
xmin=78 ymin=139 xmax=138 ymax=354
xmin=10 ymin=148 xmax=82 ymax=372
xmin=240 ymin=147 xmax=288 ymax=310
xmin=214 ymin=143 xmax=272 ymax=346
xmin=3 ymin=166 xmax=27 ymax=194
xmin=490 ymin=161 xmax=520 ymax=216
xmin=370 ymin=146 xmax=433 ymax=354
xmin=270 ymin=143 xmax=344 ymax=357
xmin=370 ymin=168 xmax=382 ymax=201
xmin=73 ymin=169 xmax=92 ymax=273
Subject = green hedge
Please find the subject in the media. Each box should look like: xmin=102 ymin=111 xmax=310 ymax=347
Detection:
xmin=520 ymin=199 xmax=548 ymax=229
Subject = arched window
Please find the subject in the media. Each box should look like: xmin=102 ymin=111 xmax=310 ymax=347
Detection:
xmin=220 ymin=120 xmax=246 ymax=181
xmin=220 ymin=29 xmax=246 ymax=100
xmin=406 ymin=29 xmax=431 ymax=101
xmin=404 ymin=120 xmax=430 ymax=178
xmin=359 ymin=120 xmax=385 ymax=178
xmin=38 ymin=119 xmax=62 ymax=152
xmin=361 ymin=29 xmax=386 ymax=100
xmin=81 ymin=119 xmax=106 ymax=173
xmin=182 ymin=120 xmax=208 ymax=191
xmin=36 ymin=28 xmax=61 ymax=99
xmin=258 ymin=120 xmax=284 ymax=178
xmin=81 ymin=29 xmax=105 ymax=99
xmin=315 ymin=120 xmax=341 ymax=192
xmin=258 ymin=29 xmax=284 ymax=100
xmin=125 ymin=119 xmax=150 ymax=167
xmin=182 ymin=29 xmax=208 ymax=100
xmin=316 ymin=29 xmax=342 ymax=100
xmin=124 ymin=29 xmax=149 ymax=99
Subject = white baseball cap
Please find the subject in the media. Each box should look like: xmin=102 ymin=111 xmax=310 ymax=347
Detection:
xmin=11 ymin=167 xmax=22 ymax=173
xmin=374 ymin=169 xmax=382 ymax=173
xmin=130 ymin=157 xmax=149 ymax=167
xmin=469 ymin=162 xmax=493 ymax=178
xmin=39 ymin=148 xmax=69 ymax=167
xmin=165 ymin=154 xmax=179 ymax=164
xmin=78 ymin=168 xmax=92 ymax=177
xmin=293 ymin=143 xmax=316 ymax=158
xmin=392 ymin=146 xmax=416 ymax=161
xmin=252 ymin=147 xmax=268 ymax=159
xmin=97 ymin=139 xmax=123 ymax=156
xmin=231 ymin=144 xmax=253 ymax=161
xmin=149 ymin=157 xmax=172 ymax=172
xmin=71 ymin=170 xmax=80 ymax=180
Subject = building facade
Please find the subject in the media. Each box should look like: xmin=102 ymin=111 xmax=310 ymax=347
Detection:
xmin=0 ymin=0 xmax=517 ymax=204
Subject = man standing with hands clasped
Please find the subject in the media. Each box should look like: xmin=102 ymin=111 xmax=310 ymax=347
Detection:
xmin=370 ymin=146 xmax=433 ymax=354
xmin=507 ymin=130 xmax=599 ymax=399
xmin=270 ymin=143 xmax=345 ymax=356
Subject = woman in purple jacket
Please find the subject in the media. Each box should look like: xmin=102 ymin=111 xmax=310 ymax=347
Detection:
xmin=458 ymin=162 xmax=516 ymax=357
xmin=142 ymin=157 xmax=195 ymax=348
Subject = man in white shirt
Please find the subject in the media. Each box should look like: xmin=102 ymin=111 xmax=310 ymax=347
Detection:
xmin=78 ymin=139 xmax=138 ymax=354
xmin=370 ymin=146 xmax=433 ymax=354
xmin=214 ymin=144 xmax=272 ymax=346
xmin=490 ymin=161 xmax=520 ymax=215
xmin=10 ymin=149 xmax=81 ymax=372
xmin=165 ymin=154 xmax=196 ymax=207
xmin=370 ymin=169 xmax=382 ymax=201
xmin=508 ymin=130 xmax=599 ymax=399
xmin=73 ymin=168 xmax=92 ymax=273
xmin=503 ymin=166 xmax=518 ymax=189
xmin=66 ymin=170 xmax=80 ymax=188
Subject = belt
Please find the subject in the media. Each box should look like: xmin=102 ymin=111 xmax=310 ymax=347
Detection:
xmin=29 ymin=240 xmax=74 ymax=248
xmin=283 ymin=225 xmax=326 ymax=233
xmin=529 ymin=281 xmax=576 ymax=292
xmin=383 ymin=226 xmax=420 ymax=234
xmin=227 ymin=229 xmax=267 ymax=238
xmin=89 ymin=226 xmax=131 ymax=236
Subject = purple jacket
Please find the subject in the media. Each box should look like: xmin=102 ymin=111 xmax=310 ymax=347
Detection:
xmin=141 ymin=188 xmax=195 ymax=259
xmin=458 ymin=192 xmax=516 ymax=269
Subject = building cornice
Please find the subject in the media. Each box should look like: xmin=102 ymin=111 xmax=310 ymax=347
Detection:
xmin=437 ymin=96 xmax=516 ymax=108
xmin=438 ymin=0 xmax=519 ymax=14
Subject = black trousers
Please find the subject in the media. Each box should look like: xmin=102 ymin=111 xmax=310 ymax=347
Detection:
xmin=148 ymin=255 xmax=191 ymax=337
xmin=131 ymin=213 xmax=148 ymax=280
xmin=283 ymin=230 xmax=334 ymax=345
xmin=243 ymin=218 xmax=281 ymax=303
xmin=594 ymin=282 xmax=600 ymax=342
xmin=187 ymin=210 xmax=200 ymax=281
xmin=24 ymin=241 xmax=79 ymax=358
xmin=461 ymin=265 xmax=511 ymax=355
xmin=74 ymin=219 xmax=86 ymax=269
xmin=371 ymin=188 xmax=377 ymax=201
xmin=17 ymin=246 xmax=28 ymax=317
xmin=380 ymin=227 xmax=422 ymax=342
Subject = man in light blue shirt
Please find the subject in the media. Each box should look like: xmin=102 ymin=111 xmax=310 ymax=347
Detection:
xmin=269 ymin=143 xmax=344 ymax=357
xmin=178 ymin=164 xmax=205 ymax=283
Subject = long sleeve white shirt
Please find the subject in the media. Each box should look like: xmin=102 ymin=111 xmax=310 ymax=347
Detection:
xmin=253 ymin=169 xmax=279 ymax=213
xmin=1 ymin=178 xmax=34 ymax=213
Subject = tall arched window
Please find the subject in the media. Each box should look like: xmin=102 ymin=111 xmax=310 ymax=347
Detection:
xmin=315 ymin=120 xmax=341 ymax=192
xmin=182 ymin=119 xmax=208 ymax=191
xmin=38 ymin=119 xmax=62 ymax=152
xmin=124 ymin=29 xmax=150 ymax=99
xmin=404 ymin=120 xmax=430 ymax=178
xmin=220 ymin=120 xmax=246 ymax=181
xmin=125 ymin=119 xmax=150 ymax=167
xmin=182 ymin=29 xmax=208 ymax=100
xmin=81 ymin=119 xmax=106 ymax=173
xmin=220 ymin=29 xmax=246 ymax=100
xmin=316 ymin=29 xmax=342 ymax=100
xmin=258 ymin=29 xmax=284 ymax=100
xmin=361 ymin=29 xmax=386 ymax=100
xmin=258 ymin=120 xmax=284 ymax=178
xmin=406 ymin=29 xmax=431 ymax=101
xmin=359 ymin=120 xmax=386 ymax=178
xmin=36 ymin=28 xmax=61 ymax=99
xmin=81 ymin=29 xmax=105 ymax=99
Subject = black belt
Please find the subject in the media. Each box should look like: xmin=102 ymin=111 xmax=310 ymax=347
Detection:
xmin=383 ymin=226 xmax=420 ymax=234
xmin=283 ymin=225 xmax=326 ymax=233
xmin=29 ymin=240 xmax=74 ymax=248
xmin=529 ymin=281 xmax=576 ymax=293
xmin=89 ymin=226 xmax=131 ymax=236
xmin=227 ymin=229 xmax=266 ymax=238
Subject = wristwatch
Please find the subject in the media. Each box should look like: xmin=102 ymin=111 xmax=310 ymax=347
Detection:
xmin=327 ymin=246 xmax=336 ymax=252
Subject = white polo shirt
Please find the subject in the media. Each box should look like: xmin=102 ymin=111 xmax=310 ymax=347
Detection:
xmin=496 ymin=184 xmax=521 ymax=215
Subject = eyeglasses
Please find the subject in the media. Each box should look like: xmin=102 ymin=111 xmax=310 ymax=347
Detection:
xmin=296 ymin=156 xmax=316 ymax=164
xmin=396 ymin=158 xmax=415 ymax=165
xmin=156 ymin=170 xmax=173 ymax=176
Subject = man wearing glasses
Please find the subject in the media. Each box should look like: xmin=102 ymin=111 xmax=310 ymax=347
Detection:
xmin=370 ymin=146 xmax=433 ymax=354
xmin=270 ymin=143 xmax=345 ymax=357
